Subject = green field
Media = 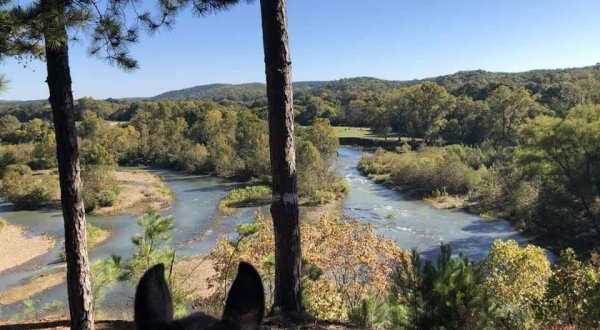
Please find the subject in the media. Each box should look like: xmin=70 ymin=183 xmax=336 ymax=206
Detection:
xmin=333 ymin=126 xmax=408 ymax=141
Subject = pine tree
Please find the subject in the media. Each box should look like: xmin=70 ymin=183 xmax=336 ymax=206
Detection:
xmin=1 ymin=1 xmax=244 ymax=328
xmin=259 ymin=0 xmax=303 ymax=316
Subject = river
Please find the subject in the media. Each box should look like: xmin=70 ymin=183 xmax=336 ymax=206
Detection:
xmin=0 ymin=146 xmax=526 ymax=319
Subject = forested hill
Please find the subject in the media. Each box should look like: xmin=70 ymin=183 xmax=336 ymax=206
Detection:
xmin=152 ymin=77 xmax=408 ymax=101
xmin=152 ymin=65 xmax=600 ymax=102
xmin=153 ymin=82 xmax=267 ymax=101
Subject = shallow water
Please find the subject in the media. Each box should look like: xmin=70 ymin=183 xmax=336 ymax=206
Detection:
xmin=0 ymin=170 xmax=257 ymax=318
xmin=337 ymin=147 xmax=526 ymax=261
xmin=0 ymin=147 xmax=527 ymax=319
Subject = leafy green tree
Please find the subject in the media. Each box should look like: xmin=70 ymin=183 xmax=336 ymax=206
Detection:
xmin=440 ymin=97 xmax=490 ymax=145
xmin=82 ymin=165 xmax=119 ymax=212
xmin=22 ymin=118 xmax=52 ymax=143
xmin=0 ymin=115 xmax=21 ymax=142
xmin=236 ymin=110 xmax=270 ymax=180
xmin=296 ymin=96 xmax=337 ymax=124
xmin=384 ymin=82 xmax=455 ymax=141
xmin=538 ymin=82 xmax=583 ymax=117
xmin=300 ymin=118 xmax=339 ymax=158
xmin=486 ymin=86 xmax=536 ymax=146
xmin=296 ymin=140 xmax=324 ymax=198
xmin=0 ymin=169 xmax=54 ymax=209
xmin=484 ymin=240 xmax=551 ymax=328
xmin=538 ymin=248 xmax=600 ymax=327
xmin=30 ymin=131 xmax=57 ymax=169
xmin=176 ymin=142 xmax=210 ymax=173
xmin=80 ymin=141 xmax=117 ymax=167
xmin=518 ymin=104 xmax=600 ymax=236
xmin=78 ymin=111 xmax=104 ymax=140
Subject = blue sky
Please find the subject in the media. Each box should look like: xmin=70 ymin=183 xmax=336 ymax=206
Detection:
xmin=2 ymin=0 xmax=600 ymax=100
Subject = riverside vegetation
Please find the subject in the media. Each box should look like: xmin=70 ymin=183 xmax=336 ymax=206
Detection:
xmin=0 ymin=103 xmax=347 ymax=213
xmin=2 ymin=65 xmax=600 ymax=328
xmin=79 ymin=208 xmax=600 ymax=329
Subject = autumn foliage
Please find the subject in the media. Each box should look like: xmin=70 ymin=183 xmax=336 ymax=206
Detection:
xmin=196 ymin=210 xmax=407 ymax=321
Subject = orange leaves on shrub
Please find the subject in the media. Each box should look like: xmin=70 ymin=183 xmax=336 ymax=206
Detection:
xmin=198 ymin=210 xmax=407 ymax=320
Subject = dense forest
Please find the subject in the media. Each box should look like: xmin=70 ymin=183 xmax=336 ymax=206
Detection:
xmin=0 ymin=100 xmax=346 ymax=210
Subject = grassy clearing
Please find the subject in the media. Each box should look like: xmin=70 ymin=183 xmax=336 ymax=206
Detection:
xmin=333 ymin=126 xmax=402 ymax=141
xmin=218 ymin=185 xmax=271 ymax=215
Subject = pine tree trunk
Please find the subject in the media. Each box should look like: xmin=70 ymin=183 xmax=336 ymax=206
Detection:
xmin=259 ymin=0 xmax=303 ymax=316
xmin=42 ymin=0 xmax=94 ymax=328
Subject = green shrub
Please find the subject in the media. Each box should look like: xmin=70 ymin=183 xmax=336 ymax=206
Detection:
xmin=297 ymin=140 xmax=348 ymax=203
xmin=361 ymin=146 xmax=482 ymax=197
xmin=41 ymin=300 xmax=64 ymax=314
xmin=96 ymin=190 xmax=118 ymax=207
xmin=82 ymin=165 xmax=119 ymax=211
xmin=0 ymin=171 xmax=54 ymax=209
xmin=91 ymin=256 xmax=121 ymax=314
xmin=0 ymin=218 xmax=5 ymax=232
xmin=309 ymin=189 xmax=336 ymax=205
xmin=3 ymin=164 xmax=32 ymax=176
xmin=176 ymin=143 xmax=210 ymax=173
xmin=219 ymin=185 xmax=271 ymax=215
xmin=0 ymin=144 xmax=35 ymax=171
xmin=87 ymin=223 xmax=105 ymax=248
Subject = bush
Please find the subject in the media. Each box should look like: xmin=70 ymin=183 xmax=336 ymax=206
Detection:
xmin=199 ymin=211 xmax=406 ymax=321
xmin=297 ymin=140 xmax=348 ymax=203
xmin=87 ymin=223 xmax=106 ymax=248
xmin=82 ymin=165 xmax=120 ymax=211
xmin=218 ymin=185 xmax=270 ymax=215
xmin=3 ymin=164 xmax=32 ymax=176
xmin=96 ymin=190 xmax=118 ymax=207
xmin=0 ymin=171 xmax=54 ymax=209
xmin=0 ymin=218 xmax=5 ymax=232
xmin=483 ymin=239 xmax=551 ymax=328
xmin=176 ymin=143 xmax=210 ymax=173
xmin=537 ymin=248 xmax=600 ymax=328
xmin=360 ymin=146 xmax=482 ymax=196
xmin=0 ymin=144 xmax=35 ymax=169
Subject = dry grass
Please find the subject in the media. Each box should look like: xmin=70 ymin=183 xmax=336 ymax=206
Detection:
xmin=0 ymin=223 xmax=55 ymax=273
xmin=92 ymin=171 xmax=173 ymax=216
xmin=173 ymin=256 xmax=217 ymax=303
xmin=423 ymin=194 xmax=468 ymax=209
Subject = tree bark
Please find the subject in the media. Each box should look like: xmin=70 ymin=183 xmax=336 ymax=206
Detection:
xmin=259 ymin=0 xmax=303 ymax=315
xmin=42 ymin=0 xmax=94 ymax=329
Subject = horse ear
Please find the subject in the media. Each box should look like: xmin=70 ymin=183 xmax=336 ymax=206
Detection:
xmin=134 ymin=263 xmax=174 ymax=329
xmin=222 ymin=262 xmax=265 ymax=330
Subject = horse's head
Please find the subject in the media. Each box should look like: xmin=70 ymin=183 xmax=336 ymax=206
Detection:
xmin=134 ymin=262 xmax=265 ymax=330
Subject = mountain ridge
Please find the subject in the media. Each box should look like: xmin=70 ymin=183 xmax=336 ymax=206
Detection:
xmin=3 ymin=64 xmax=600 ymax=104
